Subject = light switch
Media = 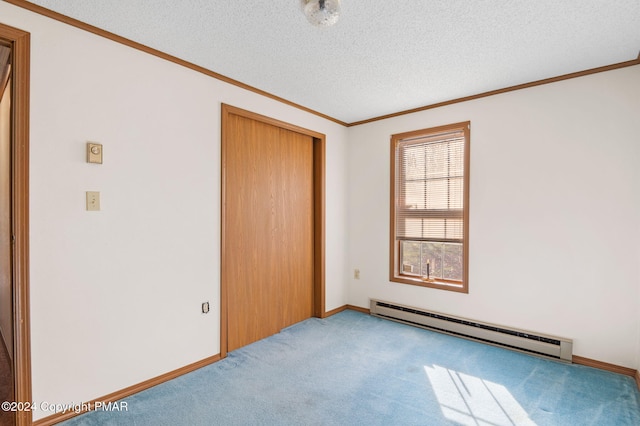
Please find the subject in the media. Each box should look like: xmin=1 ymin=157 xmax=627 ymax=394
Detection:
xmin=87 ymin=142 xmax=103 ymax=164
xmin=86 ymin=191 xmax=100 ymax=211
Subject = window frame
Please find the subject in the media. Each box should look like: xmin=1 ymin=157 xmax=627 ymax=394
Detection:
xmin=389 ymin=122 xmax=470 ymax=293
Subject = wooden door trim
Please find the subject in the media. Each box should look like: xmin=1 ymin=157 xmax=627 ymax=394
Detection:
xmin=0 ymin=22 xmax=32 ymax=426
xmin=220 ymin=104 xmax=325 ymax=358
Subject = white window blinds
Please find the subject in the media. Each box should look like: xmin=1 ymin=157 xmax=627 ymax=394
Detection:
xmin=395 ymin=128 xmax=466 ymax=243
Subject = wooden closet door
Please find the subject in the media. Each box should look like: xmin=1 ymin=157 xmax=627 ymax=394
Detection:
xmin=224 ymin=113 xmax=314 ymax=352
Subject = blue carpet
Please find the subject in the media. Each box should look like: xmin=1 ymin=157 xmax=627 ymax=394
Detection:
xmin=61 ymin=310 xmax=640 ymax=425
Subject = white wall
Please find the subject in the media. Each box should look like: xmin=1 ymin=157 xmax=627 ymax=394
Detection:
xmin=1 ymin=3 xmax=348 ymax=420
xmin=347 ymin=65 xmax=640 ymax=368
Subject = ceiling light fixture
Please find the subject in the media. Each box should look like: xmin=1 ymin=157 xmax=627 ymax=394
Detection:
xmin=301 ymin=0 xmax=341 ymax=27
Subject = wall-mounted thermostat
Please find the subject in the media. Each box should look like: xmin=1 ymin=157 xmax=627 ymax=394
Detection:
xmin=87 ymin=142 xmax=103 ymax=164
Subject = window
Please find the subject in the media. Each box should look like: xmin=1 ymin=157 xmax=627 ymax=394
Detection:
xmin=390 ymin=122 xmax=470 ymax=292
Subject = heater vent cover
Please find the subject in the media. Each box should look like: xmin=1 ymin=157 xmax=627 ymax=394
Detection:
xmin=370 ymin=299 xmax=573 ymax=362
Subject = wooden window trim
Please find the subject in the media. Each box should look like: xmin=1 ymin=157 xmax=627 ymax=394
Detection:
xmin=389 ymin=122 xmax=470 ymax=293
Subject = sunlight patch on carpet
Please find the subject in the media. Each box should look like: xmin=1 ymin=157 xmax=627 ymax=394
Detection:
xmin=425 ymin=364 xmax=536 ymax=426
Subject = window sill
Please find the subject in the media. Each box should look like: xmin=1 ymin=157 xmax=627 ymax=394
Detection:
xmin=390 ymin=275 xmax=468 ymax=293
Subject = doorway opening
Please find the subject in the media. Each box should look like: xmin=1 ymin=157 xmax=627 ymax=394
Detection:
xmin=0 ymin=22 xmax=32 ymax=426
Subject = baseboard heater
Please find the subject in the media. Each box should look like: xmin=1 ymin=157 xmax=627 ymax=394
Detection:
xmin=370 ymin=299 xmax=573 ymax=362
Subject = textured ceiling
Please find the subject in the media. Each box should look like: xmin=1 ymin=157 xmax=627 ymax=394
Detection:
xmin=23 ymin=0 xmax=640 ymax=124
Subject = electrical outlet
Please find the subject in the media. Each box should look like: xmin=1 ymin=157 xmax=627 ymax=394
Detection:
xmin=354 ymin=269 xmax=360 ymax=280
xmin=202 ymin=302 xmax=210 ymax=314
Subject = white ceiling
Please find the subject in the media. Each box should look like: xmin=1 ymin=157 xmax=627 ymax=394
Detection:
xmin=25 ymin=0 xmax=640 ymax=124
